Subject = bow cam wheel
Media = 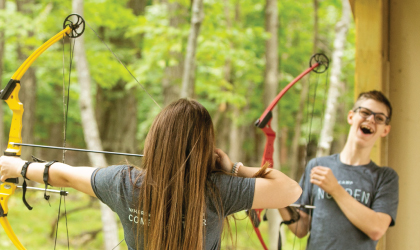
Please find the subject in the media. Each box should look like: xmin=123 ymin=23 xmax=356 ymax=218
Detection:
xmin=63 ymin=14 xmax=85 ymax=38
xmin=309 ymin=53 xmax=329 ymax=73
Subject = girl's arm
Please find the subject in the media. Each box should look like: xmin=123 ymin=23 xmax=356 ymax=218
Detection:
xmin=0 ymin=156 xmax=97 ymax=197
xmin=215 ymin=148 xmax=302 ymax=209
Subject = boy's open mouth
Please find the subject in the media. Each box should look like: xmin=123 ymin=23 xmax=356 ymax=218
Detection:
xmin=360 ymin=124 xmax=374 ymax=134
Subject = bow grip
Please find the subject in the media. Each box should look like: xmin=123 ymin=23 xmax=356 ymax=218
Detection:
xmin=4 ymin=178 xmax=19 ymax=184
xmin=0 ymin=181 xmax=18 ymax=216
xmin=255 ymin=110 xmax=272 ymax=128
xmin=2 ymin=80 xmax=23 ymax=157
xmin=0 ymin=79 xmax=19 ymax=100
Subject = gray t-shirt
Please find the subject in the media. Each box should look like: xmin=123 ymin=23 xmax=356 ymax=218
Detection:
xmin=91 ymin=165 xmax=255 ymax=250
xmin=296 ymin=154 xmax=399 ymax=250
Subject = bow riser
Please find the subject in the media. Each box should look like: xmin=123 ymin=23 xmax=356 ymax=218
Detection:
xmin=0 ymin=182 xmax=17 ymax=215
xmin=260 ymin=124 xmax=275 ymax=168
xmin=3 ymin=83 xmax=23 ymax=157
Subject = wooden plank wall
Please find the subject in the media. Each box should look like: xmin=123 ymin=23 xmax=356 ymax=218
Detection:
xmin=354 ymin=0 xmax=389 ymax=167
xmin=353 ymin=0 xmax=389 ymax=249
xmin=387 ymin=0 xmax=420 ymax=249
xmin=353 ymin=0 xmax=420 ymax=249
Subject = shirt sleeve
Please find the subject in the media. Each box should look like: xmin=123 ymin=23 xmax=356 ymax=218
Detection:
xmin=212 ymin=174 xmax=256 ymax=216
xmin=371 ymin=167 xmax=399 ymax=226
xmin=91 ymin=165 xmax=128 ymax=211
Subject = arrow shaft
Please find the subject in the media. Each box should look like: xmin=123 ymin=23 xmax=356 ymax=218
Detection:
xmin=11 ymin=143 xmax=143 ymax=157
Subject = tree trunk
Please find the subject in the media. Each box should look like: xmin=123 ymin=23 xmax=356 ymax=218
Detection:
xmin=222 ymin=0 xmax=242 ymax=162
xmin=41 ymin=84 xmax=68 ymax=163
xmin=228 ymin=109 xmax=242 ymax=162
xmin=214 ymin=104 xmax=230 ymax=152
xmin=0 ymin=0 xmax=5 ymax=152
xmin=180 ymin=0 xmax=204 ymax=98
xmin=280 ymin=127 xmax=288 ymax=165
xmin=16 ymin=0 xmax=36 ymax=160
xmin=162 ymin=0 xmax=185 ymax=105
xmin=265 ymin=0 xmax=279 ymax=169
xmin=96 ymin=83 xmax=139 ymax=164
xmin=317 ymin=0 xmax=351 ymax=157
xmin=127 ymin=0 xmax=146 ymax=16
xmin=289 ymin=79 xmax=309 ymax=181
xmin=94 ymin=0 xmax=146 ymax=164
xmin=331 ymin=87 xmax=348 ymax=154
xmin=264 ymin=0 xmax=281 ymax=249
xmin=73 ymin=1 xmax=120 ymax=249
xmin=313 ymin=0 xmax=319 ymax=52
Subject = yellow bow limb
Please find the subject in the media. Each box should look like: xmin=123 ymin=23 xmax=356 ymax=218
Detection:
xmin=11 ymin=27 xmax=72 ymax=81
xmin=2 ymin=26 xmax=72 ymax=157
xmin=0 ymin=182 xmax=26 ymax=250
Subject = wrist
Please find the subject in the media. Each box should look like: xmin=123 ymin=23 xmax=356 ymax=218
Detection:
xmin=231 ymin=162 xmax=243 ymax=176
xmin=15 ymin=159 xmax=26 ymax=176
xmin=330 ymin=184 xmax=345 ymax=198
xmin=20 ymin=161 xmax=33 ymax=180
xmin=223 ymin=161 xmax=234 ymax=172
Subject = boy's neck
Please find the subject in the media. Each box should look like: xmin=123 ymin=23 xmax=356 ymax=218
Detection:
xmin=340 ymin=142 xmax=372 ymax=166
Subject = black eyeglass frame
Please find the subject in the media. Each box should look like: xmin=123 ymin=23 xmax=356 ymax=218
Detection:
xmin=353 ymin=107 xmax=390 ymax=125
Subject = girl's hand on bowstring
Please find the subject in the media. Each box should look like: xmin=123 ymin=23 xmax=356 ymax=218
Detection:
xmin=214 ymin=148 xmax=233 ymax=173
xmin=0 ymin=156 xmax=26 ymax=182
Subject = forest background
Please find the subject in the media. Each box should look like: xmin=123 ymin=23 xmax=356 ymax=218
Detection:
xmin=0 ymin=0 xmax=355 ymax=249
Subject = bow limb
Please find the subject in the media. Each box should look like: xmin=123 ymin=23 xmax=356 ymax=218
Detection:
xmin=250 ymin=53 xmax=329 ymax=250
xmin=0 ymin=14 xmax=85 ymax=249
xmin=0 ymin=183 xmax=25 ymax=250
xmin=0 ymin=217 xmax=25 ymax=250
xmin=255 ymin=59 xmax=326 ymax=130
xmin=1 ymin=25 xmax=75 ymax=157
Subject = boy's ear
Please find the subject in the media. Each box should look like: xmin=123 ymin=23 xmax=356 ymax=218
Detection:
xmin=347 ymin=110 xmax=354 ymax=125
xmin=381 ymin=124 xmax=391 ymax=137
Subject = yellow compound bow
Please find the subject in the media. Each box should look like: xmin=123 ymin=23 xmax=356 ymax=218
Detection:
xmin=0 ymin=14 xmax=85 ymax=249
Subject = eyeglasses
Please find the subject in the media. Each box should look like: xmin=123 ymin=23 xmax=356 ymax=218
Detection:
xmin=354 ymin=107 xmax=390 ymax=125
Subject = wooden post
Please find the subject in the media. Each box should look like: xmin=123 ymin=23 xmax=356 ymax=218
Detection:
xmin=353 ymin=0 xmax=389 ymax=249
xmin=354 ymin=0 xmax=389 ymax=166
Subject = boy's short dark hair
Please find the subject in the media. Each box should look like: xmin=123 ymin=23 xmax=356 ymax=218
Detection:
xmin=353 ymin=90 xmax=392 ymax=122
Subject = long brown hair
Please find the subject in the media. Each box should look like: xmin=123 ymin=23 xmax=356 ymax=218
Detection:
xmin=137 ymin=99 xmax=217 ymax=249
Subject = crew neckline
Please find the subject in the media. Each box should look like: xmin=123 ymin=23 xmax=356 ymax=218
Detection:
xmin=336 ymin=154 xmax=373 ymax=168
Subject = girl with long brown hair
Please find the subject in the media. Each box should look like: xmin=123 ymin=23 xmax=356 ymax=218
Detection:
xmin=0 ymin=99 xmax=301 ymax=249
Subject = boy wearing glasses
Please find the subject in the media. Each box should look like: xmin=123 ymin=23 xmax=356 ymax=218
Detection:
xmin=279 ymin=90 xmax=399 ymax=250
